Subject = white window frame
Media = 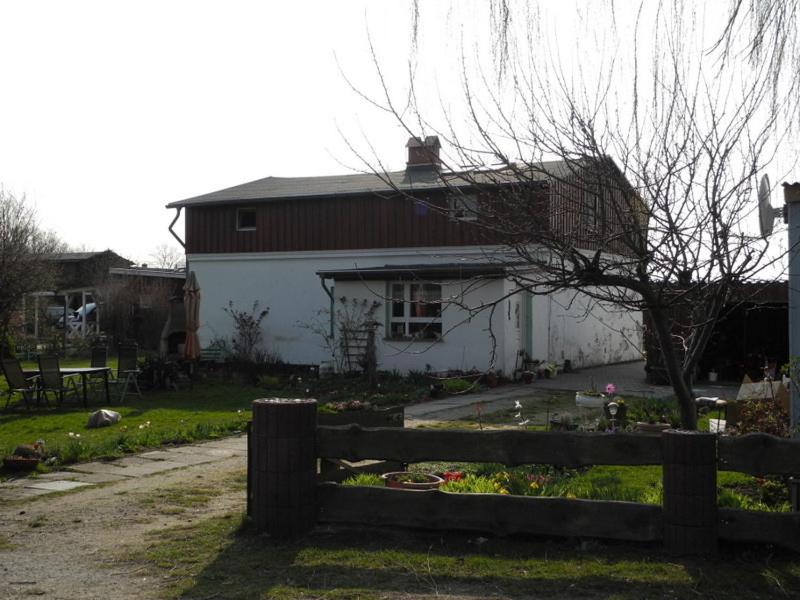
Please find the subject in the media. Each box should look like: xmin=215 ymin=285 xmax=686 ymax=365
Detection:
xmin=448 ymin=193 xmax=478 ymax=221
xmin=236 ymin=207 xmax=257 ymax=231
xmin=388 ymin=282 xmax=443 ymax=340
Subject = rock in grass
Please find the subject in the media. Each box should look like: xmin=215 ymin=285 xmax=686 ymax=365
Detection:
xmin=87 ymin=409 xmax=122 ymax=429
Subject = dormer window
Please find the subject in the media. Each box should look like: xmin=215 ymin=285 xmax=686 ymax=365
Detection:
xmin=237 ymin=208 xmax=257 ymax=231
xmin=448 ymin=193 xmax=478 ymax=221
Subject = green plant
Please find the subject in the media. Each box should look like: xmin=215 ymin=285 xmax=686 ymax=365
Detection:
xmin=735 ymin=398 xmax=790 ymax=437
xmin=626 ymin=397 xmax=680 ymax=426
xmin=442 ymin=378 xmax=473 ymax=394
xmin=342 ymin=473 xmax=384 ymax=487
xmin=440 ymin=474 xmax=498 ymax=494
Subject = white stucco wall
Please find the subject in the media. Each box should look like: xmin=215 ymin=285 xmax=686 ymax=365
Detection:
xmin=188 ymin=247 xmax=643 ymax=373
xmin=529 ymin=290 xmax=643 ymax=368
xmin=187 ymin=246 xmax=509 ymax=368
xmin=334 ymin=277 xmax=506 ymax=374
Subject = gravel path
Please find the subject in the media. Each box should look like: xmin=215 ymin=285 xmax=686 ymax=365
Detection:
xmin=0 ymin=441 xmax=246 ymax=600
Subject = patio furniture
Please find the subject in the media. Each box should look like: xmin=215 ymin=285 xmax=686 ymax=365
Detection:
xmin=37 ymin=355 xmax=81 ymax=407
xmin=1 ymin=357 xmax=40 ymax=410
xmin=87 ymin=345 xmax=109 ymax=398
xmin=114 ymin=344 xmax=141 ymax=402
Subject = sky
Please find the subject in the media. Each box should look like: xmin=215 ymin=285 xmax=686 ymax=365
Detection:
xmin=0 ymin=1 xmax=426 ymax=263
xmin=0 ymin=1 xmax=795 ymax=267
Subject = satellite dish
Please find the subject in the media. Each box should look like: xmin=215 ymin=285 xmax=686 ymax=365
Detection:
xmin=758 ymin=174 xmax=781 ymax=239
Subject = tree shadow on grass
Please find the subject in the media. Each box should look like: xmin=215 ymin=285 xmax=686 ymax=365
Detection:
xmin=150 ymin=518 xmax=800 ymax=599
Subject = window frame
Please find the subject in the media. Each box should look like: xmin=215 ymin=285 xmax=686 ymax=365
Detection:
xmin=387 ymin=282 xmax=444 ymax=341
xmin=447 ymin=192 xmax=478 ymax=222
xmin=236 ymin=207 xmax=257 ymax=231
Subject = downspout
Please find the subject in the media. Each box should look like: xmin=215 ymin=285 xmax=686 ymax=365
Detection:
xmin=168 ymin=207 xmax=187 ymax=275
xmin=318 ymin=275 xmax=335 ymax=338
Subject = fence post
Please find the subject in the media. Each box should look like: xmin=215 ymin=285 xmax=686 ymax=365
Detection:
xmin=661 ymin=430 xmax=718 ymax=555
xmin=250 ymin=398 xmax=317 ymax=538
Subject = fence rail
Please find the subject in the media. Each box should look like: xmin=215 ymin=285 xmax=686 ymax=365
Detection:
xmin=249 ymin=399 xmax=800 ymax=554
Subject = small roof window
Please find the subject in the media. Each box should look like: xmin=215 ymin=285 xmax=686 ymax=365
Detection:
xmin=237 ymin=208 xmax=257 ymax=231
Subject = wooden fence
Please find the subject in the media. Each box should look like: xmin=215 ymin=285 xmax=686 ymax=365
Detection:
xmin=247 ymin=399 xmax=800 ymax=554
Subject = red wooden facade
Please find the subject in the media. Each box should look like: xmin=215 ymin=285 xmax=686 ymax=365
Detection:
xmin=183 ymin=178 xmax=639 ymax=256
xmin=184 ymin=191 xmax=493 ymax=255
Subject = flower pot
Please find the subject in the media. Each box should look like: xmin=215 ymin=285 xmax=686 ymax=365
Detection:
xmin=575 ymin=392 xmax=606 ymax=408
xmin=382 ymin=471 xmax=443 ymax=491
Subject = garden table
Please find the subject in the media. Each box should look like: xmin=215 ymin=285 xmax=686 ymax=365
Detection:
xmin=24 ymin=367 xmax=112 ymax=407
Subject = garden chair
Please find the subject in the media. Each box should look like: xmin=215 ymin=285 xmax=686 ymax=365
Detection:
xmin=37 ymin=355 xmax=80 ymax=407
xmin=1 ymin=357 xmax=40 ymax=410
xmin=113 ymin=344 xmax=141 ymax=402
xmin=87 ymin=345 xmax=109 ymax=399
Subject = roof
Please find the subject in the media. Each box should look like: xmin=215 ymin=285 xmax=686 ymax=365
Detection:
xmin=108 ymin=267 xmax=186 ymax=280
xmin=167 ymin=161 xmax=571 ymax=209
xmin=45 ymin=250 xmax=126 ymax=262
xmin=317 ymin=263 xmax=516 ymax=281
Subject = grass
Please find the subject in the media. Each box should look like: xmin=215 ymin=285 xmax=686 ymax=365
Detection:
xmin=137 ymin=483 xmax=220 ymax=515
xmin=0 ymin=382 xmax=254 ymax=475
xmin=129 ymin=512 xmax=800 ymax=599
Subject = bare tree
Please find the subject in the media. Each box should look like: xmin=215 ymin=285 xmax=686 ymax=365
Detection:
xmin=148 ymin=243 xmax=185 ymax=270
xmin=356 ymin=3 xmax=795 ymax=428
xmin=0 ymin=189 xmax=65 ymax=352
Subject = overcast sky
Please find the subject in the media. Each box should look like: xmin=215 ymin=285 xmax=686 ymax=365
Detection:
xmin=0 ymin=1 xmax=428 ymax=263
xmin=0 ymin=1 xmax=794 ymax=266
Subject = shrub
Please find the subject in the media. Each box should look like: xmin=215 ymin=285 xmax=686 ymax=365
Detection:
xmin=734 ymin=398 xmax=790 ymax=437
xmin=442 ymin=378 xmax=473 ymax=394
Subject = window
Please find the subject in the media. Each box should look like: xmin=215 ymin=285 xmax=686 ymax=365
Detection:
xmin=388 ymin=283 xmax=443 ymax=340
xmin=448 ymin=193 xmax=478 ymax=221
xmin=237 ymin=208 xmax=257 ymax=231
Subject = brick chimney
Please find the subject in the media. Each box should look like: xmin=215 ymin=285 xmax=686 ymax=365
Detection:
xmin=406 ymin=136 xmax=441 ymax=168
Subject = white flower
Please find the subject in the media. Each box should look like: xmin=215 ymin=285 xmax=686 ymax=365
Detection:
xmin=514 ymin=400 xmax=522 ymax=410
xmin=519 ymin=419 xmax=530 ymax=426
xmin=138 ymin=424 xmax=145 ymax=430
xmin=68 ymin=432 xmax=75 ymax=438
xmin=514 ymin=412 xmax=522 ymax=419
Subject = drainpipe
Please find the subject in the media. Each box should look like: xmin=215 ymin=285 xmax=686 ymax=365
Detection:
xmin=318 ymin=275 xmax=335 ymax=338
xmin=168 ymin=207 xmax=188 ymax=275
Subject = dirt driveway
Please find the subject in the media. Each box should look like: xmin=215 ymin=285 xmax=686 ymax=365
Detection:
xmin=0 ymin=449 xmax=246 ymax=599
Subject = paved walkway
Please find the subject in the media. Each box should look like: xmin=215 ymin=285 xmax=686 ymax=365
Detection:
xmin=404 ymin=360 xmax=739 ymax=422
xmin=0 ymin=435 xmax=246 ymax=503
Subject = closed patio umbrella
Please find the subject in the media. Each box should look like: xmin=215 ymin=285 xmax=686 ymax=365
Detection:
xmin=183 ymin=271 xmax=201 ymax=361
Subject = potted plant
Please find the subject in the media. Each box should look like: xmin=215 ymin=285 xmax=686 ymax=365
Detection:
xmin=382 ymin=471 xmax=444 ymax=490
xmin=3 ymin=441 xmax=45 ymax=471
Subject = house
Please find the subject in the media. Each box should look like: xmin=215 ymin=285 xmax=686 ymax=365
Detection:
xmin=23 ymin=250 xmax=133 ymax=341
xmin=166 ymin=137 xmax=643 ymax=374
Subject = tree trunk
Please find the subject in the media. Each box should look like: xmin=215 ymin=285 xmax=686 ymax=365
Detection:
xmin=650 ymin=307 xmax=697 ymax=430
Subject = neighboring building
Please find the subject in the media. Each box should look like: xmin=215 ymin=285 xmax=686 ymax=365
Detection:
xmin=166 ymin=137 xmax=643 ymax=374
xmin=24 ymin=250 xmax=134 ymax=340
xmin=106 ymin=266 xmax=187 ymax=350
xmin=645 ymin=281 xmax=788 ymax=384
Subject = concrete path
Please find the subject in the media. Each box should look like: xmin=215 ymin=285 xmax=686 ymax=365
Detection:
xmin=405 ymin=360 xmax=739 ymax=423
xmin=0 ymin=434 xmax=246 ymax=503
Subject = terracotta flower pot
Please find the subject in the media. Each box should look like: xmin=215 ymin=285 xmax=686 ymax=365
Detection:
xmin=382 ymin=471 xmax=443 ymax=491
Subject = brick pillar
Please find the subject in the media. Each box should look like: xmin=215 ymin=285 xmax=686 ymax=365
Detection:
xmin=250 ymin=398 xmax=317 ymax=538
xmin=662 ymin=430 xmax=717 ymax=555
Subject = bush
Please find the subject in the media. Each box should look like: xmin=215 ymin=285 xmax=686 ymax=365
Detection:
xmin=734 ymin=398 xmax=790 ymax=437
xmin=626 ymin=397 xmax=680 ymax=426
xmin=442 ymin=378 xmax=473 ymax=394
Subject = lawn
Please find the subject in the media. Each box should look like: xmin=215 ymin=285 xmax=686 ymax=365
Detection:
xmin=0 ymin=382 xmax=256 ymax=473
xmin=130 ymin=512 xmax=800 ymax=599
